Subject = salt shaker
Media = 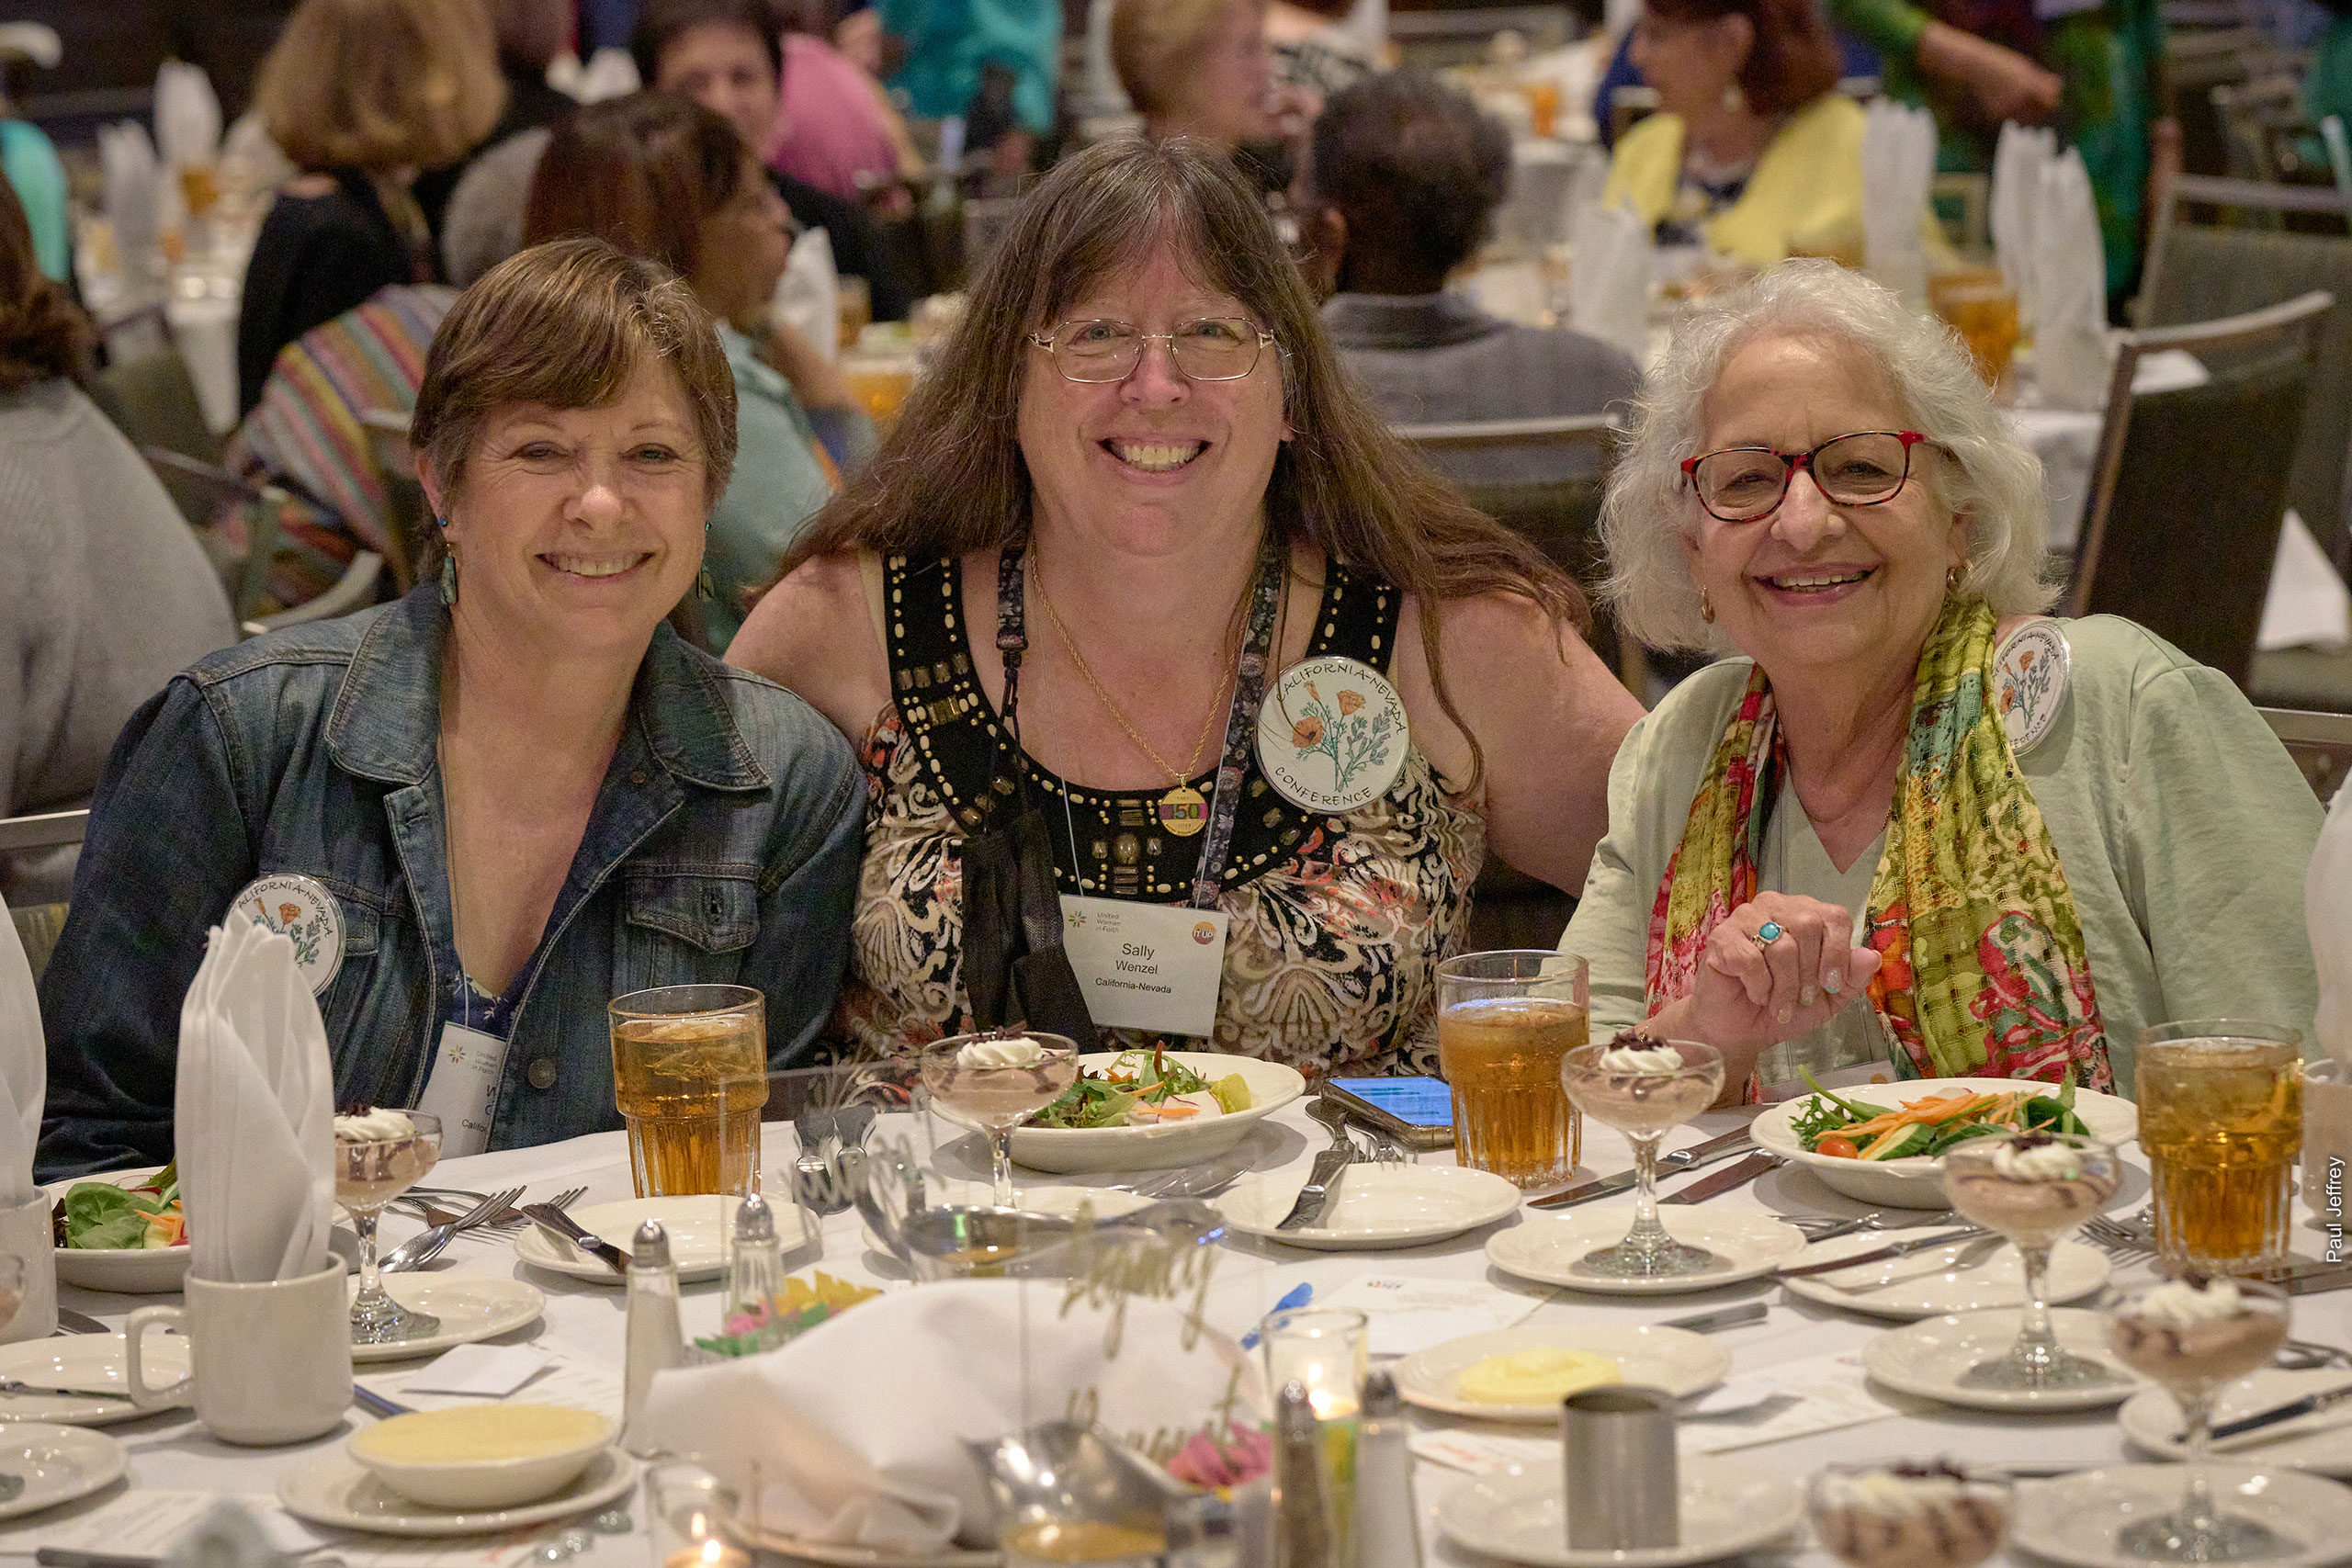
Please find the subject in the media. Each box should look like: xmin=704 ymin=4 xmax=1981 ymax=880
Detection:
xmin=1272 ymin=1381 xmax=1340 ymax=1568
xmin=1353 ymin=1370 xmax=1420 ymax=1568
xmin=725 ymin=1193 xmax=786 ymax=1349
xmin=622 ymin=1219 xmax=684 ymax=1454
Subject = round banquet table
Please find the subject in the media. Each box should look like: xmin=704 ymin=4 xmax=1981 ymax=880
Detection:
xmin=14 ymin=1091 xmax=2348 ymax=1568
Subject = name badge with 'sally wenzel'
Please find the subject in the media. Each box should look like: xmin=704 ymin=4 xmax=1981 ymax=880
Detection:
xmin=1057 ymin=896 xmax=1228 ymax=1037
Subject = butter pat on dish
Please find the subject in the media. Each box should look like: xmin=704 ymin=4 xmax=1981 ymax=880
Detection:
xmin=1456 ymin=1348 xmax=1623 ymax=1404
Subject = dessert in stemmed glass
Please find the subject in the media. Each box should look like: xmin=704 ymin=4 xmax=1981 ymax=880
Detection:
xmin=1557 ymin=1034 xmax=1724 ymax=1276
xmin=1808 ymin=1461 xmax=2012 ymax=1568
xmin=1940 ymin=1130 xmax=2120 ymax=1390
xmin=335 ymin=1107 xmax=444 ymax=1344
xmin=2106 ymin=1276 xmax=2294 ymax=1562
xmin=919 ymin=1032 xmax=1080 ymax=1208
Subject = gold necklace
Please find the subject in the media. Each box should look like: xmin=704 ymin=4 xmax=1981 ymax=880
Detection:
xmin=1031 ymin=552 xmax=1249 ymax=839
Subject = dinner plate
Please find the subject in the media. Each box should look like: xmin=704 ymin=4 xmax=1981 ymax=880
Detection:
xmin=2010 ymin=1464 xmax=2352 ymax=1568
xmin=1434 ymin=1456 xmax=1802 ymax=1567
xmin=0 ymin=1333 xmax=187 ymax=1427
xmin=1007 ymin=1053 xmax=1306 ymax=1174
xmin=0 ymin=1423 xmax=130 ymax=1522
xmin=1748 ymin=1077 xmax=2139 ymax=1209
xmin=512 ymin=1196 xmax=740 ymax=1283
xmin=346 ymin=1275 xmax=546 ymax=1363
xmin=1860 ymin=1308 xmax=2147 ymax=1412
xmin=2119 ymin=1369 xmax=2352 ymax=1477
xmin=1216 ymin=1165 xmax=1521 ymax=1249
xmin=277 ymin=1444 xmax=638 ymax=1536
xmin=47 ymin=1168 xmax=359 ymax=1292
xmin=744 ymin=1529 xmax=999 ymax=1568
xmin=1779 ymin=1233 xmax=2110 ymax=1320
xmin=1394 ymin=1323 xmax=1732 ymax=1423
xmin=1484 ymin=1211 xmax=1808 ymax=1295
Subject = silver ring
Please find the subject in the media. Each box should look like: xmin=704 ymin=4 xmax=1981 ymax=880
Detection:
xmin=1756 ymin=920 xmax=1784 ymax=944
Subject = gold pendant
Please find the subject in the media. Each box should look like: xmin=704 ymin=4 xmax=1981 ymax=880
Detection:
xmin=1158 ymin=784 xmax=1208 ymax=837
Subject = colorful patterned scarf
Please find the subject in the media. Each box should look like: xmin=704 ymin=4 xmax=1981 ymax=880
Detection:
xmin=1645 ymin=596 xmax=2114 ymax=1091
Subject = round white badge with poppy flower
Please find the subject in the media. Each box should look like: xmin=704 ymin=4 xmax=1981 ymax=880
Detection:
xmin=1255 ymin=656 xmax=1409 ymax=814
xmin=226 ymin=873 xmax=345 ymax=995
xmin=1994 ymin=618 xmax=2070 ymax=755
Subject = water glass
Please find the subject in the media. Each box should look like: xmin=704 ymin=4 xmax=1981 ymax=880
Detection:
xmin=2137 ymin=1021 xmax=2303 ymax=1275
xmin=609 ymin=986 xmax=769 ymax=1199
xmin=1435 ymin=951 xmax=1587 ymax=1190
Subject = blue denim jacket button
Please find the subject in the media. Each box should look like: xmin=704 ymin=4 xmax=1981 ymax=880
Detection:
xmin=526 ymin=1058 xmax=559 ymax=1090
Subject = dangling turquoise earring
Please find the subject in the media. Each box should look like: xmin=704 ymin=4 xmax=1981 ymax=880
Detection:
xmin=435 ymin=516 xmax=458 ymax=607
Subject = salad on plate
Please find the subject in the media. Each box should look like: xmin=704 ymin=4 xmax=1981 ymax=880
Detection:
xmin=53 ymin=1161 xmax=187 ymax=1249
xmin=1031 ymin=1047 xmax=1252 ymax=1130
xmin=1790 ymin=1070 xmax=2092 ymax=1161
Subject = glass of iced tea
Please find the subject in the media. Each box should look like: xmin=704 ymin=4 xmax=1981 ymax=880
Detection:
xmin=609 ymin=985 xmax=771 ymax=1200
xmin=2137 ymin=1021 xmax=2304 ymax=1276
xmin=1928 ymin=268 xmax=2022 ymax=389
xmin=1435 ymin=951 xmax=1588 ymax=1190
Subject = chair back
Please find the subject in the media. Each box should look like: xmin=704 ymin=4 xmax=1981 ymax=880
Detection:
xmin=2259 ymin=705 xmax=2352 ymax=800
xmin=2211 ymin=73 xmax=2312 ymax=182
xmin=88 ymin=348 xmax=224 ymax=529
xmin=2140 ymin=175 xmax=2352 ymax=567
xmin=2070 ymin=290 xmax=2333 ymax=688
xmin=0 ymin=809 xmax=88 ymax=853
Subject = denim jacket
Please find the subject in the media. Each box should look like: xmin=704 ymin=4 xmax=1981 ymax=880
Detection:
xmin=38 ymin=587 xmax=865 ymax=1179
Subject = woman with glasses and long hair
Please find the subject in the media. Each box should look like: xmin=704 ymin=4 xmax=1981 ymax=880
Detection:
xmin=1569 ymin=261 xmax=2319 ymax=1104
xmin=728 ymin=136 xmax=1641 ymax=1073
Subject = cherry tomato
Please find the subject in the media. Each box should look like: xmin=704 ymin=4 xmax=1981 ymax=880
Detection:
xmin=1815 ymin=1135 xmax=1860 ymax=1159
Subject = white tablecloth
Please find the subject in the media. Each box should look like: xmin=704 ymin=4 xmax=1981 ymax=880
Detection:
xmin=10 ymin=1098 xmax=2347 ymax=1566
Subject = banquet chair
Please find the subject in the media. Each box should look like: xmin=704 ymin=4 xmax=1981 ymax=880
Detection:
xmin=135 ymin=449 xmax=386 ymax=637
xmin=1 ymin=808 xmax=87 ymax=983
xmin=88 ymin=346 xmax=224 ymax=532
xmin=2211 ymin=73 xmax=2315 ymax=182
xmin=2068 ymin=290 xmax=2333 ymax=690
xmin=2257 ymin=706 xmax=2352 ymax=800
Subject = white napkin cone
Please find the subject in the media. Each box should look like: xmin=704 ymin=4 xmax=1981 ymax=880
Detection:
xmin=639 ymin=1279 xmax=1264 ymax=1552
xmin=2031 ymin=150 xmax=2112 ymax=412
xmin=0 ymin=898 xmax=45 ymax=1210
xmin=1991 ymin=122 xmax=2056 ymax=327
xmin=1861 ymin=100 xmax=1937 ymax=310
xmin=2309 ymin=777 xmax=2352 ymax=1067
xmin=773 ymin=226 xmax=842 ymax=366
xmin=175 ymin=919 xmax=335 ymax=1283
xmin=153 ymin=62 xmax=222 ymax=169
xmin=1566 ymin=199 xmax=1651 ymax=365
xmin=98 ymin=122 xmax=162 ymax=271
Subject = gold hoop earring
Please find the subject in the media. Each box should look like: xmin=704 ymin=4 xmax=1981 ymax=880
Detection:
xmin=1699 ymin=587 xmax=1715 ymax=625
xmin=1723 ymin=82 xmax=1747 ymax=113
xmin=1947 ymin=565 xmax=1962 ymax=593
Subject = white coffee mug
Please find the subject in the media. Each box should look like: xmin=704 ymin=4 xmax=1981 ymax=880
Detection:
xmin=0 ymin=1191 xmax=58 ymax=1343
xmin=126 ymin=1262 xmax=351 ymax=1444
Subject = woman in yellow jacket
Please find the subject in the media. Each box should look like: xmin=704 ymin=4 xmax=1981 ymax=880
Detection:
xmin=1604 ymin=0 xmax=1904 ymax=269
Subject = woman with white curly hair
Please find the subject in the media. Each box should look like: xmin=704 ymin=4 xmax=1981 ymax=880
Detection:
xmin=1566 ymin=261 xmax=2320 ymax=1101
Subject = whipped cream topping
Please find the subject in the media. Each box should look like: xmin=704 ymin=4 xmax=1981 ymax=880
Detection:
xmin=334 ymin=1107 xmax=415 ymax=1142
xmin=958 ymin=1035 xmax=1049 ymax=1069
xmin=1598 ymin=1043 xmax=1685 ymax=1073
xmin=1815 ymin=1470 xmax=1975 ymax=1517
xmin=2132 ymin=1277 xmax=2245 ymax=1327
xmin=1989 ymin=1137 xmax=2083 ymax=1181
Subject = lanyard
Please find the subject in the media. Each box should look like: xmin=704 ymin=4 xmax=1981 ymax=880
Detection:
xmin=998 ymin=535 xmax=1284 ymax=912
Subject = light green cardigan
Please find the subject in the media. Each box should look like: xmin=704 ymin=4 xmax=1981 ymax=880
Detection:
xmin=1559 ymin=616 xmax=2323 ymax=1099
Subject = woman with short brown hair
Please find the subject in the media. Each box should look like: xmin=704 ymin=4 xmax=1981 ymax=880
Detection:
xmin=236 ymin=0 xmax=507 ymax=414
xmin=41 ymin=236 xmax=864 ymax=1178
xmin=729 ymin=138 xmax=1639 ymax=1072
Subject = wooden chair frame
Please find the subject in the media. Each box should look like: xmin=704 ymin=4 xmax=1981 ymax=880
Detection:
xmin=2260 ymin=705 xmax=2352 ymax=798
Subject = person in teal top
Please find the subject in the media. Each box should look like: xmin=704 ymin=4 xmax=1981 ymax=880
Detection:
xmin=876 ymin=0 xmax=1061 ymax=135
xmin=0 ymin=119 xmax=69 ymax=283
xmin=2310 ymin=1 xmax=2352 ymax=151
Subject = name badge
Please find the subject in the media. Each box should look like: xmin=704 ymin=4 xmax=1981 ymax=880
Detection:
xmin=228 ymin=873 xmax=344 ymax=995
xmin=415 ymin=1021 xmax=510 ymax=1159
xmin=1255 ymin=656 xmax=1408 ymax=814
xmin=1057 ymin=896 xmax=1229 ymax=1038
xmin=1995 ymin=618 xmax=2070 ymax=756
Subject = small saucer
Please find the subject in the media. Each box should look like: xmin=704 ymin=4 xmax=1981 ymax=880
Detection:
xmin=0 ymin=1424 xmax=129 ymax=1521
xmin=0 ymin=1335 xmax=187 ymax=1427
xmin=277 ymin=1445 xmax=637 ymax=1536
xmin=2119 ymin=1369 xmax=2352 ymax=1478
xmin=1435 ymin=1456 xmax=1802 ymax=1566
xmin=1485 ymin=1211 xmax=1807 ymax=1295
xmin=1395 ymin=1323 xmax=1730 ymax=1423
xmin=346 ymin=1275 xmax=546 ymax=1363
xmin=1780 ymin=1234 xmax=2109 ymax=1320
xmin=513 ymin=1196 xmax=738 ymax=1283
xmin=1861 ymin=1308 xmax=2146 ymax=1412
xmin=2010 ymin=1464 xmax=2352 ymax=1568
xmin=1218 ymin=1166 xmax=1521 ymax=1249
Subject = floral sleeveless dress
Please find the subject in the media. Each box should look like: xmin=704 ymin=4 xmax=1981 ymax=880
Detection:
xmin=832 ymin=553 xmax=1485 ymax=1075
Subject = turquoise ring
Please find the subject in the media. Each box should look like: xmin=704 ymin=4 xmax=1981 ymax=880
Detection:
xmin=1756 ymin=920 xmax=1784 ymax=944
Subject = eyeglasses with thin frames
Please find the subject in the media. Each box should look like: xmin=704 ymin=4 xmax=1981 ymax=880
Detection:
xmin=1679 ymin=431 xmax=1932 ymax=523
xmin=1026 ymin=318 xmax=1279 ymax=383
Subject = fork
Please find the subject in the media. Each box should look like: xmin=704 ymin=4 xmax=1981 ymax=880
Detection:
xmin=2081 ymin=1214 xmax=2154 ymax=1264
xmin=1811 ymin=1234 xmax=2006 ymax=1295
xmin=472 ymin=1186 xmax=587 ymax=1233
xmin=380 ymin=1186 xmax=524 ymax=1272
xmin=2278 ymin=1337 xmax=2352 ymax=1371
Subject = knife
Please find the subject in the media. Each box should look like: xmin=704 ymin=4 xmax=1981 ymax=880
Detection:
xmin=51 ymin=1309 xmax=109 ymax=1336
xmin=1275 ymin=1150 xmax=1351 ymax=1231
xmin=523 ymin=1202 xmax=628 ymax=1275
xmin=1775 ymin=1225 xmax=1990 ymax=1278
xmin=2285 ymin=1264 xmax=2352 ymax=1297
xmin=1661 ymin=1153 xmax=1782 ymax=1204
xmin=1527 ymin=1126 xmax=1757 ymax=1210
xmin=0 ymin=1381 xmax=131 ymax=1401
xmin=2210 ymin=1381 xmax=2352 ymax=1441
xmin=1658 ymin=1302 xmax=1770 ymax=1334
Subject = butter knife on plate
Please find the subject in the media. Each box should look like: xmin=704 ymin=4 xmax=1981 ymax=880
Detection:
xmin=1275 ymin=1150 xmax=1351 ymax=1231
xmin=2211 ymin=1381 xmax=2352 ymax=1442
xmin=1661 ymin=1152 xmax=1782 ymax=1205
xmin=522 ymin=1202 xmax=628 ymax=1275
xmin=1527 ymin=1125 xmax=1756 ymax=1210
xmin=1775 ymin=1225 xmax=1991 ymax=1278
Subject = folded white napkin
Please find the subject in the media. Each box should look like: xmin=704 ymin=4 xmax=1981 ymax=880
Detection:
xmin=175 ymin=919 xmax=335 ymax=1283
xmin=773 ymin=226 xmax=841 ymax=367
xmin=1861 ymin=100 xmax=1938 ymax=310
xmin=2031 ymin=150 xmax=2111 ymax=412
xmin=639 ymin=1279 xmax=1262 ymax=1552
xmin=2311 ymin=755 xmax=2352 ymax=1066
xmin=2260 ymin=511 xmax=2352 ymax=652
xmin=0 ymin=899 xmax=43 ymax=1211
xmin=1566 ymin=199 xmax=1651 ymax=364
xmin=1991 ymin=123 xmax=2056 ymax=327
xmin=153 ymin=62 xmax=221 ymax=169
xmin=98 ymin=122 xmax=161 ymax=267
